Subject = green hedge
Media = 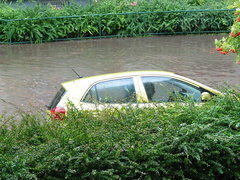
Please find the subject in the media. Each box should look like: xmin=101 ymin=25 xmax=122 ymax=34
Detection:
xmin=0 ymin=86 xmax=240 ymax=179
xmin=0 ymin=0 xmax=233 ymax=43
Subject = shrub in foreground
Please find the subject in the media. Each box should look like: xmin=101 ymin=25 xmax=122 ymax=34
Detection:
xmin=0 ymin=87 xmax=239 ymax=179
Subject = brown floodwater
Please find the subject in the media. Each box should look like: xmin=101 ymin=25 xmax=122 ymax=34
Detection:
xmin=0 ymin=34 xmax=239 ymax=114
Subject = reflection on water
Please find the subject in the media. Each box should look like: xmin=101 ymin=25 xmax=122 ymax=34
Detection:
xmin=0 ymin=35 xmax=239 ymax=114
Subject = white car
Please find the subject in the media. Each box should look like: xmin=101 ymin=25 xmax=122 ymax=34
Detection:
xmin=46 ymin=71 xmax=221 ymax=119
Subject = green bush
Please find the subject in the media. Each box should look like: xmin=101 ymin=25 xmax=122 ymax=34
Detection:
xmin=0 ymin=86 xmax=239 ymax=179
xmin=0 ymin=0 xmax=233 ymax=43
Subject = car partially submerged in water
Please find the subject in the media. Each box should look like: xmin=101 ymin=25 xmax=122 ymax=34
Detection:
xmin=46 ymin=71 xmax=221 ymax=119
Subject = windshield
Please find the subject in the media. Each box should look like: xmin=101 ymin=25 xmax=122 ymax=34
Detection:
xmin=46 ymin=87 xmax=66 ymax=110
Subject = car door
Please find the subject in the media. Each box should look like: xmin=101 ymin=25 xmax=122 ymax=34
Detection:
xmin=140 ymin=76 xmax=205 ymax=103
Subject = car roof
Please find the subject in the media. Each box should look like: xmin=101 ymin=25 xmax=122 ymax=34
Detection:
xmin=62 ymin=70 xmax=174 ymax=86
xmin=81 ymin=70 xmax=175 ymax=81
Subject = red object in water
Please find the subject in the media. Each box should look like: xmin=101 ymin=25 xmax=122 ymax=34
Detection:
xmin=215 ymin=47 xmax=223 ymax=51
xmin=219 ymin=51 xmax=228 ymax=55
xmin=51 ymin=107 xmax=66 ymax=120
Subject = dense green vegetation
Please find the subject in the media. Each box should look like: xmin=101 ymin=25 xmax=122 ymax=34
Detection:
xmin=0 ymin=0 xmax=233 ymax=43
xmin=0 ymin=86 xmax=239 ymax=179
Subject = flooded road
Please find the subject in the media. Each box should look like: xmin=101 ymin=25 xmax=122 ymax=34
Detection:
xmin=0 ymin=34 xmax=239 ymax=114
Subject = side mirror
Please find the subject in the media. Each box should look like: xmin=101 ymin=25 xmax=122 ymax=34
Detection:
xmin=201 ymin=92 xmax=211 ymax=101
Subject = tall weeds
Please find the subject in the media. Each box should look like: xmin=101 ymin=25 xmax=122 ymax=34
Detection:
xmin=0 ymin=0 xmax=232 ymax=43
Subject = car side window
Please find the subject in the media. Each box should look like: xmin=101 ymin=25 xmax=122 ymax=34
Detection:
xmin=83 ymin=78 xmax=136 ymax=103
xmin=141 ymin=76 xmax=203 ymax=102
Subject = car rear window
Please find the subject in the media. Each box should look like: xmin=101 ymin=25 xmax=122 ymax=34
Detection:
xmin=83 ymin=78 xmax=136 ymax=103
xmin=47 ymin=87 xmax=66 ymax=110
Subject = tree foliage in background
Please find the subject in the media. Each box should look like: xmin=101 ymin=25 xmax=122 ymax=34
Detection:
xmin=215 ymin=0 xmax=240 ymax=64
